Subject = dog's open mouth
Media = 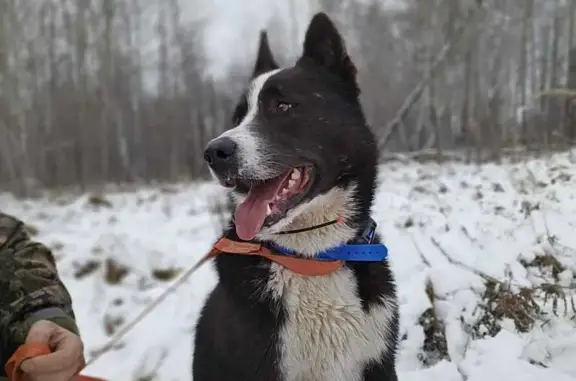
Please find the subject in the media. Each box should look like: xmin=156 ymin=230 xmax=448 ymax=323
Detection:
xmin=231 ymin=166 xmax=313 ymax=240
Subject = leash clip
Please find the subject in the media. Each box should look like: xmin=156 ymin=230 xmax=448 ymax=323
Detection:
xmin=357 ymin=217 xmax=377 ymax=244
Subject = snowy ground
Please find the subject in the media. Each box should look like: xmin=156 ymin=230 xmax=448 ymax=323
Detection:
xmin=2 ymin=150 xmax=576 ymax=381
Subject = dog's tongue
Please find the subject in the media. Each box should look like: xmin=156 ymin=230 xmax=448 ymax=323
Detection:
xmin=234 ymin=173 xmax=288 ymax=240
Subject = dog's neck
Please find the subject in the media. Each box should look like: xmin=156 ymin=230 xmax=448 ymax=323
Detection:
xmin=254 ymin=184 xmax=367 ymax=257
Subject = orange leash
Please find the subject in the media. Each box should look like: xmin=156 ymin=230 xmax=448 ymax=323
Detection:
xmin=5 ymin=343 xmax=106 ymax=381
xmin=5 ymin=237 xmax=343 ymax=381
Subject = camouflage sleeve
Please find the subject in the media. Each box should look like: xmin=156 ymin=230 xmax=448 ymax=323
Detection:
xmin=0 ymin=213 xmax=79 ymax=368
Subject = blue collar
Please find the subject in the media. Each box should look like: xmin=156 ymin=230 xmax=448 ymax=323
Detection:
xmin=269 ymin=218 xmax=388 ymax=262
xmin=270 ymin=242 xmax=388 ymax=262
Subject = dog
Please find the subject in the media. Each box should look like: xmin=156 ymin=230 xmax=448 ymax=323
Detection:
xmin=194 ymin=12 xmax=399 ymax=381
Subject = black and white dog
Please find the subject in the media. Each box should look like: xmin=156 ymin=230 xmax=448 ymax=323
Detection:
xmin=194 ymin=12 xmax=399 ymax=381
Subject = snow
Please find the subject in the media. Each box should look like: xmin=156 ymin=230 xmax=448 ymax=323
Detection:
xmin=2 ymin=150 xmax=576 ymax=381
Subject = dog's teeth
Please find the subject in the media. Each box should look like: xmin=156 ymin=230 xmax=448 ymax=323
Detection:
xmin=291 ymin=169 xmax=301 ymax=180
xmin=282 ymin=188 xmax=289 ymax=195
xmin=288 ymin=179 xmax=296 ymax=189
xmin=266 ymin=204 xmax=272 ymax=215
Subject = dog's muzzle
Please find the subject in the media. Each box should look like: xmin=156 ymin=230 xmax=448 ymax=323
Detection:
xmin=203 ymin=137 xmax=239 ymax=177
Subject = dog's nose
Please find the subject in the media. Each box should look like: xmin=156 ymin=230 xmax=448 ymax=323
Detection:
xmin=203 ymin=137 xmax=238 ymax=168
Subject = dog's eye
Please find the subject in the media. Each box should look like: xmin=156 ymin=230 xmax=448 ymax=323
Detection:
xmin=276 ymin=101 xmax=294 ymax=112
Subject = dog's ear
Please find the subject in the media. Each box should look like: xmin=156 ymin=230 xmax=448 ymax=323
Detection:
xmin=252 ymin=30 xmax=279 ymax=78
xmin=300 ymin=13 xmax=357 ymax=89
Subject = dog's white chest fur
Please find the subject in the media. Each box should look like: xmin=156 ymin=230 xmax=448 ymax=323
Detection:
xmin=266 ymin=264 xmax=395 ymax=381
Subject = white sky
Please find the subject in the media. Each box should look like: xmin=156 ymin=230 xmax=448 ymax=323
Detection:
xmin=198 ymin=0 xmax=312 ymax=77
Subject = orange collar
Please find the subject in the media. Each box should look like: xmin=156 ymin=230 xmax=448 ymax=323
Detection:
xmin=207 ymin=237 xmax=344 ymax=276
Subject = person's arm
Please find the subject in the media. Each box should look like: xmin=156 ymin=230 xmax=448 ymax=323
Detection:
xmin=0 ymin=213 xmax=79 ymax=370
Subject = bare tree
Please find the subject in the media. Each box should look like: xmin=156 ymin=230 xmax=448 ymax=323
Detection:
xmin=1 ymin=0 xmax=576 ymax=195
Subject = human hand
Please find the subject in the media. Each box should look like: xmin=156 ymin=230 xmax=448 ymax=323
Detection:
xmin=19 ymin=320 xmax=85 ymax=381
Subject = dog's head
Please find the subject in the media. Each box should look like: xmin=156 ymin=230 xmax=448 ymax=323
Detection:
xmin=204 ymin=13 xmax=378 ymax=254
